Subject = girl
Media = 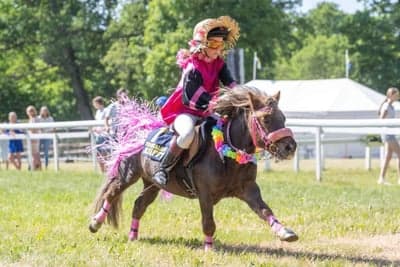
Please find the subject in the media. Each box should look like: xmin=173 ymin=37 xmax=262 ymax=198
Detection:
xmin=7 ymin=112 xmax=24 ymax=170
xmin=153 ymin=16 xmax=240 ymax=185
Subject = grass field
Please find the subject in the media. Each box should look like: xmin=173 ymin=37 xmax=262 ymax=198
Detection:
xmin=0 ymin=159 xmax=399 ymax=266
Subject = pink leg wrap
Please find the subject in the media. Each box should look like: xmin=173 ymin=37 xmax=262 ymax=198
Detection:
xmin=94 ymin=200 xmax=111 ymax=223
xmin=267 ymin=214 xmax=283 ymax=233
xmin=129 ymin=218 xmax=140 ymax=241
xmin=204 ymin=235 xmax=213 ymax=251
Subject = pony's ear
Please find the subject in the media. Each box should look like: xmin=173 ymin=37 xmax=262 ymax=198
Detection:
xmin=272 ymin=91 xmax=280 ymax=103
xmin=247 ymin=91 xmax=262 ymax=111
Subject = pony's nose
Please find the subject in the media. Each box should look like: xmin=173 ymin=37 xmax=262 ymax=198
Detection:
xmin=285 ymin=141 xmax=297 ymax=153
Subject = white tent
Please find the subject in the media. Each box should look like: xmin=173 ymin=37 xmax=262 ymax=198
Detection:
xmin=246 ymin=78 xmax=400 ymax=119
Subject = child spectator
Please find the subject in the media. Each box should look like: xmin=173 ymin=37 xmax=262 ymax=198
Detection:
xmin=7 ymin=112 xmax=23 ymax=170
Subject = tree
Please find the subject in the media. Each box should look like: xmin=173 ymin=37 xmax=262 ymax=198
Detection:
xmin=0 ymin=0 xmax=118 ymax=120
xmin=102 ymin=1 xmax=149 ymax=98
xmin=139 ymin=0 xmax=299 ymax=98
xmin=275 ymin=35 xmax=350 ymax=79
xmin=341 ymin=2 xmax=400 ymax=93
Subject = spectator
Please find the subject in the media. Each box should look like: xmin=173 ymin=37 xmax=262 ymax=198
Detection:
xmin=38 ymin=106 xmax=54 ymax=169
xmin=0 ymin=129 xmax=9 ymax=170
xmin=378 ymin=87 xmax=400 ymax=185
xmin=26 ymin=105 xmax=42 ymax=170
xmin=105 ymin=88 xmax=129 ymax=138
xmin=92 ymin=96 xmax=108 ymax=173
xmin=7 ymin=112 xmax=23 ymax=170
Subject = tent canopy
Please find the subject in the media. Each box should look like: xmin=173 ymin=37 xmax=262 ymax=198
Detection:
xmin=246 ymin=78 xmax=400 ymax=119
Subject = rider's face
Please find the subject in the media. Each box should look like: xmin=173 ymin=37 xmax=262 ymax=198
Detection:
xmin=204 ymin=37 xmax=224 ymax=61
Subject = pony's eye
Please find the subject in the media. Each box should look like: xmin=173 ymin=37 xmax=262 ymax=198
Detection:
xmin=263 ymin=116 xmax=271 ymax=125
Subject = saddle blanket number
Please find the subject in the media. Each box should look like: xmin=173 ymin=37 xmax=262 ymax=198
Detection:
xmin=143 ymin=127 xmax=174 ymax=162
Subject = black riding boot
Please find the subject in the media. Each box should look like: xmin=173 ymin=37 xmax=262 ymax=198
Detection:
xmin=152 ymin=137 xmax=183 ymax=185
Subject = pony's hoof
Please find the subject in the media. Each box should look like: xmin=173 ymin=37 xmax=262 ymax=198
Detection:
xmin=89 ymin=218 xmax=102 ymax=233
xmin=277 ymin=227 xmax=298 ymax=242
xmin=128 ymin=231 xmax=138 ymax=241
xmin=204 ymin=244 xmax=213 ymax=252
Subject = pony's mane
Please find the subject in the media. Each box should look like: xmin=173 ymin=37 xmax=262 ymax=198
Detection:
xmin=214 ymin=85 xmax=268 ymax=117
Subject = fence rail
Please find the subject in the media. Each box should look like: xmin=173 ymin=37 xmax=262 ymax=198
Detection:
xmin=1 ymin=118 xmax=399 ymax=179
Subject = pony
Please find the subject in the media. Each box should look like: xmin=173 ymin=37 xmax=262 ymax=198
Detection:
xmin=89 ymin=85 xmax=298 ymax=250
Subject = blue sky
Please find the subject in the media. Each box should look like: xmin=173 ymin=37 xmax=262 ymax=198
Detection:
xmin=301 ymin=0 xmax=365 ymax=13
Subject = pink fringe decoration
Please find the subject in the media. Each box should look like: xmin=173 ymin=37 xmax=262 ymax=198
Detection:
xmin=105 ymin=98 xmax=166 ymax=178
xmin=159 ymin=189 xmax=173 ymax=201
xmin=176 ymin=49 xmax=191 ymax=68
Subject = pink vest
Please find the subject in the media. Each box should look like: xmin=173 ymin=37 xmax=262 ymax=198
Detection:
xmin=160 ymin=56 xmax=225 ymax=124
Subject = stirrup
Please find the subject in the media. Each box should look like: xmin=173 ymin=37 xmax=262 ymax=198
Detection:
xmin=153 ymin=169 xmax=168 ymax=185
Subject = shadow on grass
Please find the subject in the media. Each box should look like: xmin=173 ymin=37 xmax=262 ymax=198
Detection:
xmin=140 ymin=237 xmax=399 ymax=266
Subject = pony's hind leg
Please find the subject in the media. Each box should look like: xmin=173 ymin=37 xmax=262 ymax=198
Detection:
xmin=238 ymin=181 xmax=298 ymax=242
xmin=129 ymin=181 xmax=160 ymax=241
xmin=89 ymin=155 xmax=142 ymax=233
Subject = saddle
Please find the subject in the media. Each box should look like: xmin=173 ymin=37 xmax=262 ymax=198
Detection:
xmin=143 ymin=117 xmax=216 ymax=196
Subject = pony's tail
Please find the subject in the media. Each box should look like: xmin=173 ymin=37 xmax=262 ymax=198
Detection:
xmin=92 ymin=178 xmax=123 ymax=228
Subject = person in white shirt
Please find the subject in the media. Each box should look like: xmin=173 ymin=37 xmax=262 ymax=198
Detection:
xmin=378 ymin=87 xmax=400 ymax=185
xmin=38 ymin=106 xmax=54 ymax=169
xmin=104 ymin=88 xmax=128 ymax=138
xmin=92 ymin=96 xmax=108 ymax=173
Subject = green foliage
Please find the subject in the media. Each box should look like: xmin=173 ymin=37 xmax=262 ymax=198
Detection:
xmin=1 ymin=0 xmax=400 ymax=120
xmin=304 ymin=2 xmax=348 ymax=36
xmin=275 ymin=35 xmax=349 ymax=79
xmin=0 ymin=0 xmax=117 ymax=120
xmin=342 ymin=7 xmax=400 ymax=93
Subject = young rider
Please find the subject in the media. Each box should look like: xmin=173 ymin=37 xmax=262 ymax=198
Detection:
xmin=153 ymin=16 xmax=240 ymax=185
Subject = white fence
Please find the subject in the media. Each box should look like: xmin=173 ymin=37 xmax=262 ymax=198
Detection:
xmin=1 ymin=119 xmax=400 ymax=180
xmin=0 ymin=121 xmax=103 ymax=172
xmin=287 ymin=118 xmax=400 ymax=181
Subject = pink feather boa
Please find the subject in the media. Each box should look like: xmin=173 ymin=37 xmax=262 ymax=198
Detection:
xmin=105 ymin=99 xmax=166 ymax=178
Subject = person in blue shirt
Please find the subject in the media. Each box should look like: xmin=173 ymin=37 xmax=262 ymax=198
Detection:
xmin=7 ymin=112 xmax=24 ymax=170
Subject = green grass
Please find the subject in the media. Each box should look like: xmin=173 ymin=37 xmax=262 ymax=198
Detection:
xmin=0 ymin=161 xmax=399 ymax=266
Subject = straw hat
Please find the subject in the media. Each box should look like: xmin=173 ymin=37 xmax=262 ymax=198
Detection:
xmin=190 ymin=16 xmax=240 ymax=52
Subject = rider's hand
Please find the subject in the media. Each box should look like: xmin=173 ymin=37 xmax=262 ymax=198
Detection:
xmin=207 ymin=99 xmax=217 ymax=112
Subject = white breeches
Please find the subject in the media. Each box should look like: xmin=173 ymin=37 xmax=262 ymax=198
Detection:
xmin=173 ymin=113 xmax=199 ymax=149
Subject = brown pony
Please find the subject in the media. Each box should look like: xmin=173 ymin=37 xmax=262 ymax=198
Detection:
xmin=89 ymin=85 xmax=298 ymax=250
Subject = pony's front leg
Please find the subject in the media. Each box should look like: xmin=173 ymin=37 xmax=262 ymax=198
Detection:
xmin=198 ymin=194 xmax=216 ymax=251
xmin=129 ymin=181 xmax=160 ymax=241
xmin=238 ymin=181 xmax=298 ymax=242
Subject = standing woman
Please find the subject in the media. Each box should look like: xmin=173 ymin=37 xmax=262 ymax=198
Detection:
xmin=378 ymin=87 xmax=400 ymax=185
xmin=26 ymin=105 xmax=42 ymax=170
xmin=39 ymin=106 xmax=54 ymax=169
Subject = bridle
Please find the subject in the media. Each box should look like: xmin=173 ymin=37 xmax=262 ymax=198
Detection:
xmin=248 ymin=105 xmax=293 ymax=155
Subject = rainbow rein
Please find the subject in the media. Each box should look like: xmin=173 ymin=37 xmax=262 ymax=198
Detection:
xmin=212 ymin=116 xmax=257 ymax=164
